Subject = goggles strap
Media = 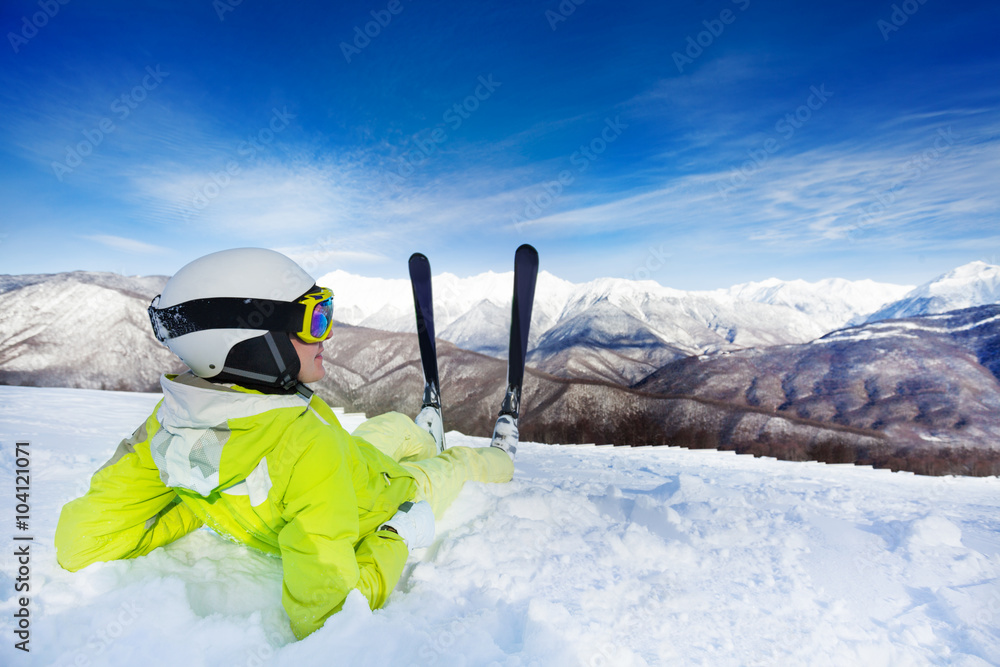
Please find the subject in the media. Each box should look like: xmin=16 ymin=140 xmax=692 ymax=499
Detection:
xmin=149 ymin=297 xmax=302 ymax=342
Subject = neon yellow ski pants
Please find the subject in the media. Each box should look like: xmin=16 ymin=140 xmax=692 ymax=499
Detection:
xmin=351 ymin=412 xmax=514 ymax=516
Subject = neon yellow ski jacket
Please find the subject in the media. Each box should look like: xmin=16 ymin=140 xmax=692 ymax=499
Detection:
xmin=55 ymin=373 xmax=417 ymax=639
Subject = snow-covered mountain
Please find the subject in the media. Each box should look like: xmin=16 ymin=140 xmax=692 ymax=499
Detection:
xmin=320 ymin=268 xmax=914 ymax=383
xmin=0 ymin=262 xmax=987 ymax=391
xmin=3 ymin=265 xmax=1000 ymax=477
xmin=313 ymin=304 xmax=1000 ymax=476
xmin=635 ymin=303 xmax=1000 ymax=472
xmin=0 ymin=271 xmax=183 ymax=391
xmin=720 ymin=276 xmax=913 ymax=332
xmin=321 ymin=269 xmax=575 ymax=356
xmin=526 ymin=276 xmax=914 ymax=383
xmin=323 ymin=268 xmax=911 ymax=347
xmin=865 ymin=261 xmax=1000 ymax=323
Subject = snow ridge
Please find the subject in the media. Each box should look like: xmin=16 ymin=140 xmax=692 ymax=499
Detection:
xmin=318 ymin=267 xmax=918 ymax=369
xmin=866 ymin=261 xmax=1000 ymax=323
xmin=1 ymin=262 xmax=994 ymax=390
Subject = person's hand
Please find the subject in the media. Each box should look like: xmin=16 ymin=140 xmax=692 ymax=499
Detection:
xmin=379 ymin=500 xmax=435 ymax=549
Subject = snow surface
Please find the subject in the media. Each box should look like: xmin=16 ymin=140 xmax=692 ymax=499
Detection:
xmin=2 ymin=385 xmax=1000 ymax=666
xmin=866 ymin=261 xmax=1000 ymax=323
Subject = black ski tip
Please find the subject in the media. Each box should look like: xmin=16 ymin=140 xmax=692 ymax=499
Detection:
xmin=515 ymin=244 xmax=539 ymax=263
xmin=409 ymin=253 xmax=432 ymax=283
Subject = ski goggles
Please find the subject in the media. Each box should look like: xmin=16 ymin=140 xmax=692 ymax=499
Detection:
xmin=295 ymin=287 xmax=335 ymax=343
xmin=149 ymin=286 xmax=335 ymax=343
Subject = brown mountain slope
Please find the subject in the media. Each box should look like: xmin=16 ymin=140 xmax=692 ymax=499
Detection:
xmin=634 ymin=306 xmax=1000 ymax=475
xmin=315 ymin=324 xmax=909 ymax=473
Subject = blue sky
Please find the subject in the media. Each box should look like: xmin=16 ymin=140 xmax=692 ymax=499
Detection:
xmin=0 ymin=0 xmax=997 ymax=289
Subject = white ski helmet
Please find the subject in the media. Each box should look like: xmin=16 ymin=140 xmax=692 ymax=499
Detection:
xmin=148 ymin=248 xmax=325 ymax=392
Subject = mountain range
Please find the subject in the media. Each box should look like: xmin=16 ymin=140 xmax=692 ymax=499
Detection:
xmin=635 ymin=304 xmax=1000 ymax=474
xmin=2 ymin=260 xmax=999 ymax=475
xmin=0 ymin=271 xmax=181 ymax=391
xmin=863 ymin=261 xmax=1000 ymax=323
xmin=323 ymin=268 xmax=914 ymax=384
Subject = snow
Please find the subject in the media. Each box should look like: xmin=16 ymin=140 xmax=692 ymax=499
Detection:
xmin=817 ymin=310 xmax=1000 ymax=343
xmin=0 ymin=274 xmax=182 ymax=391
xmin=719 ymin=276 xmax=914 ymax=331
xmin=866 ymin=261 xmax=1000 ymax=323
xmin=2 ymin=385 xmax=1000 ymax=666
xmin=315 ymin=266 xmax=914 ymax=360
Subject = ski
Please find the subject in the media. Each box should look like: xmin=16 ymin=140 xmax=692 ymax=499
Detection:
xmin=409 ymin=252 xmax=445 ymax=451
xmin=490 ymin=244 xmax=539 ymax=459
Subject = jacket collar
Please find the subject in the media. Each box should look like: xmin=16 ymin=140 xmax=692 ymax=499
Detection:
xmin=151 ymin=372 xmax=310 ymax=495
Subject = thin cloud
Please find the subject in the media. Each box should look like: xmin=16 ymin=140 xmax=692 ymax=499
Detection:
xmin=276 ymin=247 xmax=391 ymax=278
xmin=98 ymin=97 xmax=1000 ymax=271
xmin=84 ymin=234 xmax=170 ymax=254
xmin=127 ymin=159 xmax=370 ymax=236
xmin=509 ymin=111 xmax=1000 ymax=252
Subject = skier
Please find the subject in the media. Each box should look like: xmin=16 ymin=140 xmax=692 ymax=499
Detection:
xmin=54 ymin=247 xmax=515 ymax=640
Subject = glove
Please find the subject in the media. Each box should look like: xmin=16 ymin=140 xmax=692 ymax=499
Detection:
xmin=379 ymin=500 xmax=435 ymax=549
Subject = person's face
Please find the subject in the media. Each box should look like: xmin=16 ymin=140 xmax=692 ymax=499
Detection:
xmin=289 ymin=334 xmax=326 ymax=383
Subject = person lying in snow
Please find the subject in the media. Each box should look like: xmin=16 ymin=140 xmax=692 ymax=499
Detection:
xmin=54 ymin=247 xmax=515 ymax=639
